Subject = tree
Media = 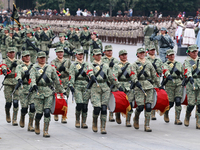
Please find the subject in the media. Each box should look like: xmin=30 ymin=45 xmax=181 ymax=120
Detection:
xmin=107 ymin=0 xmax=119 ymax=17
xmin=124 ymin=0 xmax=139 ymax=10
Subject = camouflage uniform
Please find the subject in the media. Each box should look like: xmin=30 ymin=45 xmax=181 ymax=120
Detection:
xmin=68 ymin=49 xmax=91 ymax=128
xmin=1 ymin=47 xmax=23 ymax=126
xmin=88 ymin=49 xmax=121 ymax=134
xmin=1 ymin=28 xmax=9 ymax=59
xmin=90 ymin=38 xmax=103 ymax=63
xmin=132 ymin=48 xmax=160 ymax=132
xmin=162 ymin=49 xmax=184 ymax=125
xmin=183 ymin=45 xmax=200 ymax=129
xmin=15 ymin=51 xmax=35 ymax=131
xmin=13 ymin=24 xmax=23 ymax=59
xmin=30 ymin=52 xmax=65 ymax=137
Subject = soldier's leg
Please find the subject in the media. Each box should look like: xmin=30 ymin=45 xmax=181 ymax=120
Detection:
xmin=195 ymin=90 xmax=200 ymax=129
xmin=159 ymin=49 xmax=167 ymax=63
xmin=86 ymin=45 xmax=89 ymax=62
xmin=28 ymin=103 xmax=36 ymax=131
xmin=82 ymin=89 xmax=90 ymax=129
xmin=15 ymin=47 xmax=19 ymax=59
xmin=174 ymin=86 xmax=183 ymax=125
xmin=126 ymin=90 xmax=134 ymax=127
xmin=4 ymin=85 xmax=12 ymax=123
xmin=154 ymin=40 xmax=159 ymax=55
xmin=45 ymin=50 xmax=50 ymax=62
xmin=19 ymin=94 xmax=28 ymax=128
xmin=90 ymin=53 xmax=94 ymax=63
xmin=12 ymin=86 xmax=20 ymax=126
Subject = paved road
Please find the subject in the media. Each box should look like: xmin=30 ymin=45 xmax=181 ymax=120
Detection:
xmin=0 ymin=40 xmax=198 ymax=150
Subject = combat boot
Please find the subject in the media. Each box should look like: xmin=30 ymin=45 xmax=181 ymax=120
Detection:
xmin=196 ymin=114 xmax=200 ymax=129
xmin=20 ymin=113 xmax=26 ymax=128
xmin=28 ymin=117 xmax=35 ymax=132
xmin=54 ymin=115 xmax=59 ymax=121
xmin=133 ymin=110 xmax=140 ymax=129
xmin=35 ymin=119 xmax=40 ymax=135
xmin=151 ymin=110 xmax=156 ymax=120
xmin=92 ymin=115 xmax=98 ymax=132
xmin=109 ymin=112 xmax=115 ymax=122
xmin=144 ymin=112 xmax=152 ymax=132
xmin=184 ymin=111 xmax=191 ymax=127
xmin=75 ymin=110 xmax=81 ymax=128
xmin=126 ymin=113 xmax=132 ymax=127
xmin=43 ymin=122 xmax=50 ymax=138
xmin=61 ymin=116 xmax=67 ymax=124
xmin=81 ymin=112 xmax=88 ymax=129
xmin=5 ymin=108 xmax=11 ymax=123
xmin=100 ymin=120 xmax=107 ymax=134
xmin=174 ymin=107 xmax=182 ymax=125
xmin=12 ymin=109 xmax=18 ymax=126
xmin=164 ymin=110 xmax=169 ymax=123
xmin=115 ymin=112 xmax=121 ymax=124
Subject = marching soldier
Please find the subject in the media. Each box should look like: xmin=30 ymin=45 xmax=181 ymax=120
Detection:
xmin=183 ymin=45 xmax=200 ymax=129
xmin=1 ymin=47 xmax=23 ymax=126
xmin=132 ymin=48 xmax=161 ymax=132
xmin=67 ymin=25 xmax=75 ymax=45
xmin=68 ymin=49 xmax=90 ymax=129
xmin=13 ymin=24 xmax=22 ymax=59
xmin=162 ymin=49 xmax=184 ymax=125
xmin=87 ymin=49 xmax=123 ymax=134
xmin=30 ymin=51 xmax=65 ymax=137
xmin=72 ymin=26 xmax=81 ymax=61
xmin=1 ymin=27 xmax=9 ymax=59
xmin=90 ymin=32 xmax=103 ymax=63
xmin=51 ymin=47 xmax=71 ymax=123
xmin=146 ymin=45 xmax=163 ymax=120
xmin=15 ymin=51 xmax=35 ymax=131
xmin=101 ymin=45 xmax=119 ymax=122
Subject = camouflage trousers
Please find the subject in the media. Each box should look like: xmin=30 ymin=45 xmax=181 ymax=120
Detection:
xmin=82 ymin=45 xmax=90 ymax=61
xmin=165 ymin=85 xmax=182 ymax=102
xmin=73 ymin=42 xmax=81 ymax=49
xmin=64 ymin=54 xmax=71 ymax=59
xmin=4 ymin=85 xmax=20 ymax=102
xmin=153 ymin=40 xmax=159 ymax=54
xmin=34 ymin=95 xmax=53 ymax=123
xmin=186 ymin=88 xmax=200 ymax=106
xmin=159 ymin=47 xmax=169 ymax=63
xmin=15 ymin=46 xmax=22 ymax=59
xmin=144 ymin=36 xmax=154 ymax=51
xmin=74 ymin=86 xmax=91 ymax=104
xmin=28 ymin=49 xmax=37 ymax=64
xmin=135 ymin=88 xmax=153 ymax=106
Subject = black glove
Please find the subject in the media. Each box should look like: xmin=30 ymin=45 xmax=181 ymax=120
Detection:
xmin=170 ymin=45 xmax=174 ymax=49
xmin=159 ymin=86 xmax=165 ymax=90
xmin=12 ymin=62 xmax=17 ymax=67
xmin=32 ymin=85 xmax=38 ymax=92
xmin=150 ymin=37 xmax=153 ymax=41
xmin=84 ymin=50 xmax=88 ymax=54
xmin=102 ymin=52 xmax=105 ymax=56
xmin=22 ymin=47 xmax=25 ymax=51
xmin=59 ymin=66 xmax=65 ymax=72
xmin=63 ymin=92 xmax=67 ymax=96
xmin=35 ymin=48 xmax=39 ymax=53
xmin=2 ymin=69 xmax=7 ymax=76
xmin=48 ymin=44 xmax=51 ymax=48
xmin=81 ymin=42 xmax=84 ymax=46
xmin=90 ymin=75 xmax=97 ymax=82
xmin=189 ymin=77 xmax=194 ymax=84
xmin=167 ymin=75 xmax=173 ymax=81
xmin=109 ymin=61 xmax=114 ymax=68
xmin=135 ymin=81 xmax=142 ymax=88
xmin=69 ymin=86 xmax=75 ymax=93
xmin=118 ymin=86 xmax=124 ymax=91
xmin=18 ymin=79 xmax=23 ymax=85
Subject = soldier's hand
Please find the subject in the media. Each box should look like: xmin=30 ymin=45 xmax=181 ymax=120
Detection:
xmin=135 ymin=81 xmax=142 ymax=88
xmin=2 ymin=69 xmax=7 ymax=76
xmin=84 ymin=50 xmax=88 ymax=54
xmin=170 ymin=45 xmax=174 ymax=49
xmin=48 ymin=44 xmax=51 ymax=48
xmin=167 ymin=75 xmax=173 ymax=81
xmin=159 ymin=86 xmax=165 ymax=90
xmin=102 ymin=52 xmax=105 ymax=56
xmin=59 ymin=66 xmax=65 ymax=72
xmin=109 ymin=61 xmax=114 ymax=68
xmin=150 ymin=37 xmax=153 ymax=41
xmin=90 ymin=75 xmax=97 ymax=82
xmin=32 ymin=85 xmax=38 ymax=92
xmin=12 ymin=62 xmax=17 ymax=67
xmin=69 ymin=86 xmax=75 ymax=93
xmin=118 ymin=86 xmax=124 ymax=92
xmin=22 ymin=47 xmax=25 ymax=51
xmin=189 ymin=77 xmax=194 ymax=84
xmin=18 ymin=79 xmax=23 ymax=85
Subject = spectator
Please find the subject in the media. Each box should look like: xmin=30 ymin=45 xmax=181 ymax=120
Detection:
xmin=82 ymin=9 xmax=87 ymax=16
xmin=196 ymin=10 xmax=199 ymax=16
xmin=177 ymin=12 xmax=182 ymax=18
xmin=182 ymin=12 xmax=185 ymax=18
xmin=93 ymin=10 xmax=98 ymax=17
xmin=102 ymin=12 xmax=105 ymax=17
xmin=129 ymin=9 xmax=133 ymax=17
xmin=117 ymin=10 xmax=122 ymax=17
xmin=158 ymin=12 xmax=162 ymax=18
xmin=3 ymin=13 xmax=8 ymax=27
xmin=154 ymin=10 xmax=158 ymax=17
xmin=149 ymin=11 xmax=154 ymax=17
xmin=76 ymin=8 xmax=82 ymax=16
xmin=106 ymin=11 xmax=109 ymax=17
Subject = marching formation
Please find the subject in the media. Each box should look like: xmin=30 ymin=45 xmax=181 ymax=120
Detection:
xmin=0 ymin=21 xmax=200 ymax=139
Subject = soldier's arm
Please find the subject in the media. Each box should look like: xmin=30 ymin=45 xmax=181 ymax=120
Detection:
xmin=1 ymin=60 xmax=7 ymax=71
xmin=50 ymin=41 xmax=59 ymax=48
xmin=152 ymin=34 xmax=161 ymax=41
xmin=30 ymin=68 xmax=37 ymax=87
xmin=108 ymin=66 xmax=121 ymax=88
xmin=150 ymin=63 xmax=161 ymax=87
xmin=131 ymin=63 xmax=138 ymax=83
xmin=183 ymin=60 xmax=192 ymax=78
xmin=87 ymin=64 xmax=94 ymax=77
xmin=157 ymin=59 xmax=163 ymax=74
xmin=68 ymin=64 xmax=75 ymax=87
xmin=51 ymin=67 xmax=65 ymax=93
xmin=100 ymin=41 xmax=103 ymax=52
xmin=15 ymin=65 xmax=23 ymax=81
xmin=5 ymin=37 xmax=10 ymax=47
xmin=162 ymin=63 xmax=170 ymax=77
xmin=64 ymin=59 xmax=71 ymax=74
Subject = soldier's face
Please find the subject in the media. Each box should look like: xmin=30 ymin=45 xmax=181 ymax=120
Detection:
xmin=59 ymin=36 xmax=65 ymax=41
xmin=148 ymin=49 xmax=155 ymax=55
xmin=189 ymin=51 xmax=198 ymax=59
xmin=37 ymin=57 xmax=46 ymax=65
xmin=4 ymin=30 xmax=8 ymax=34
xmin=14 ymin=27 xmax=18 ymax=31
xmin=7 ymin=52 xmax=15 ymax=59
xmin=76 ymin=54 xmax=84 ymax=61
xmin=161 ymin=30 xmax=165 ymax=34
xmin=137 ymin=52 xmax=145 ymax=59
xmin=167 ymin=54 xmax=175 ymax=61
xmin=119 ymin=54 xmax=127 ymax=62
xmin=91 ymin=34 xmax=96 ymax=40
xmin=27 ymin=33 xmax=31 ymax=37
xmin=105 ymin=50 xmax=113 ymax=57
xmin=56 ymin=51 xmax=64 ymax=59
xmin=93 ymin=54 xmax=102 ymax=61
xmin=22 ymin=55 xmax=30 ymax=63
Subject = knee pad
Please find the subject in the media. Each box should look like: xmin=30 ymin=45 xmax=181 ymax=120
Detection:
xmin=82 ymin=104 xmax=88 ymax=113
xmin=93 ymin=107 xmax=101 ymax=115
xmin=76 ymin=103 xmax=83 ymax=111
xmin=29 ymin=103 xmax=35 ymax=113
xmin=169 ymin=102 xmax=174 ymax=108
xmin=136 ymin=105 xmax=144 ymax=112
xmin=101 ymin=105 xmax=107 ymax=115
xmin=21 ymin=107 xmax=28 ymax=114
xmin=5 ymin=102 xmax=12 ymax=109
xmin=44 ymin=108 xmax=51 ymax=118
xmin=13 ymin=100 xmax=19 ymax=108
xmin=187 ymin=105 xmax=194 ymax=112
xmin=36 ymin=113 xmax=43 ymax=120
xmin=197 ymin=105 xmax=200 ymax=113
xmin=174 ymin=97 xmax=181 ymax=106
xmin=145 ymin=103 xmax=152 ymax=112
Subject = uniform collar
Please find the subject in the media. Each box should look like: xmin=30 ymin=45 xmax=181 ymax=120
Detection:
xmin=137 ymin=58 xmax=146 ymax=64
xmin=120 ymin=60 xmax=128 ymax=64
xmin=94 ymin=60 xmax=101 ymax=65
xmin=148 ymin=54 xmax=155 ymax=60
xmin=76 ymin=59 xmax=84 ymax=64
xmin=56 ymin=57 xmax=64 ymax=62
xmin=24 ymin=62 xmax=31 ymax=66
xmin=8 ymin=57 xmax=15 ymax=62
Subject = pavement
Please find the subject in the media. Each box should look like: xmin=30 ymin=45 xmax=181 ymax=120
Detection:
xmin=0 ymin=39 xmax=199 ymax=150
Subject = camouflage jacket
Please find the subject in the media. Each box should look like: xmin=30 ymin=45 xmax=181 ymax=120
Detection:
xmin=5 ymin=36 xmax=20 ymax=48
xmin=30 ymin=64 xmax=65 ymax=98
xmin=80 ymin=30 xmax=91 ymax=45
xmin=72 ymin=31 xmax=81 ymax=43
xmin=13 ymin=31 xmax=22 ymax=47
xmin=101 ymin=56 xmax=119 ymax=70
xmin=1 ymin=33 xmax=9 ymax=49
xmin=67 ymin=30 xmax=75 ymax=44
xmin=1 ymin=58 xmax=23 ymax=85
xmin=90 ymin=39 xmax=103 ymax=54
xmin=22 ymin=36 xmax=40 ymax=51
xmin=132 ymin=59 xmax=160 ymax=90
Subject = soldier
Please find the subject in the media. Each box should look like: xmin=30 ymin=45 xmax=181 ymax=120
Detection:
xmin=13 ymin=24 xmax=22 ymax=59
xmin=22 ymin=29 xmax=40 ymax=64
xmin=30 ymin=51 xmax=65 ymax=137
xmin=162 ymin=49 xmax=184 ymax=125
xmin=146 ymin=45 xmax=163 ymax=120
xmin=51 ymin=47 xmax=71 ymax=123
xmin=15 ymin=51 xmax=35 ymax=131
xmin=132 ymin=48 xmax=161 ymax=132
xmin=1 ymin=47 xmax=23 ymax=126
xmin=80 ymin=25 xmax=91 ymax=62
xmin=151 ymin=27 xmax=175 ymax=63
xmin=87 ymin=49 xmax=123 ymax=134
xmin=101 ymin=45 xmax=119 ymax=122
xmin=1 ymin=27 xmax=9 ymax=59
xmin=72 ymin=26 xmax=81 ymax=61
xmin=113 ymin=49 xmax=135 ymax=127
xmin=90 ymin=32 xmax=103 ymax=63
xmin=67 ymin=25 xmax=75 ymax=45
xmin=50 ymin=33 xmax=75 ymax=59
xmin=68 ymin=49 xmax=91 ymax=129
xmin=183 ymin=45 xmax=200 ymax=129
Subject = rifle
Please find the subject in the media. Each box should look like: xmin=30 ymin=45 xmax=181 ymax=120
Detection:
xmin=26 ymin=39 xmax=39 ymax=52
xmin=26 ymin=87 xmax=39 ymax=99
xmin=11 ymin=81 xmax=23 ymax=97
xmin=51 ymin=35 xmax=56 ymax=41
xmin=161 ymin=35 xmax=173 ymax=49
